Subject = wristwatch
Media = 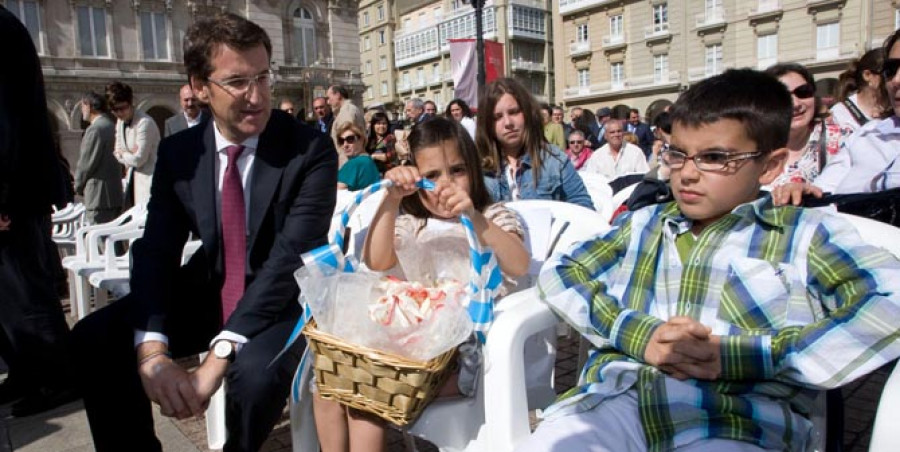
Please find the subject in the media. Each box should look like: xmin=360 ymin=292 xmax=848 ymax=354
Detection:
xmin=212 ymin=340 xmax=236 ymax=362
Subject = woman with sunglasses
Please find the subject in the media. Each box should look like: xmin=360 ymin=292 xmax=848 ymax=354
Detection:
xmin=831 ymin=48 xmax=892 ymax=132
xmin=365 ymin=112 xmax=396 ymax=174
xmin=336 ymin=122 xmax=381 ymax=191
xmin=764 ymin=63 xmax=850 ymax=189
xmin=564 ymin=129 xmax=592 ymax=170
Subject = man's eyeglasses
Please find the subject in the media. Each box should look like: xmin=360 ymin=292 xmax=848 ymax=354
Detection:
xmin=208 ymin=70 xmax=276 ymax=95
xmin=568 ymin=140 xmax=584 ymax=145
xmin=788 ymin=84 xmax=815 ymax=99
xmin=883 ymin=58 xmax=900 ymax=80
xmin=660 ymin=148 xmax=761 ymax=172
xmin=337 ymin=135 xmax=359 ymax=145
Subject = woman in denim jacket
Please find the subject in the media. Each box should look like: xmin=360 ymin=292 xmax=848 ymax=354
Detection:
xmin=476 ymin=78 xmax=594 ymax=210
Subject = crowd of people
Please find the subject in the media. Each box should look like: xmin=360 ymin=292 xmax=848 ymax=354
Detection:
xmin=4 ymin=2 xmax=900 ymax=452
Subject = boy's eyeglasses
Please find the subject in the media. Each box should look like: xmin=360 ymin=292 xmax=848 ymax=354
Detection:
xmin=337 ymin=135 xmax=359 ymax=145
xmin=883 ymin=59 xmax=900 ymax=80
xmin=789 ymin=84 xmax=816 ymax=99
xmin=660 ymin=148 xmax=761 ymax=172
xmin=208 ymin=70 xmax=276 ymax=95
xmin=568 ymin=140 xmax=584 ymax=145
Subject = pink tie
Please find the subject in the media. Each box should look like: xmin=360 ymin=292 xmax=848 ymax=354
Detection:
xmin=220 ymin=145 xmax=246 ymax=323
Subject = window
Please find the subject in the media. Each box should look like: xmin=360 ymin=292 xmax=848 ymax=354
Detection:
xmin=705 ymin=44 xmax=722 ymax=76
xmin=611 ymin=62 xmax=624 ymax=88
xmin=379 ymin=30 xmax=386 ymax=45
xmin=757 ymin=33 xmax=777 ymax=68
xmin=705 ymin=0 xmax=722 ymax=19
xmin=366 ymin=61 xmax=372 ymax=74
xmin=653 ymin=54 xmax=668 ymax=83
xmin=432 ymin=63 xmax=440 ymax=81
xmin=6 ymin=0 xmax=41 ymax=50
xmin=417 ymin=67 xmax=424 ymax=85
xmin=380 ymin=56 xmax=387 ymax=71
xmin=433 ymin=7 xmax=442 ymax=21
xmin=292 ymin=7 xmax=316 ymax=66
xmin=652 ymin=4 xmax=668 ymax=32
xmin=77 ymin=6 xmax=108 ymax=57
xmin=577 ymin=68 xmax=590 ymax=87
xmin=140 ymin=11 xmax=168 ymax=61
xmin=381 ymin=81 xmax=388 ymax=96
xmin=367 ymin=86 xmax=374 ymax=99
xmin=576 ymin=24 xmax=588 ymax=42
xmin=434 ymin=91 xmax=443 ymax=109
xmin=378 ymin=5 xmax=385 ymax=21
xmin=896 ymin=9 xmax=900 ymax=30
xmin=816 ymin=22 xmax=839 ymax=60
xmin=365 ymin=36 xmax=371 ymax=51
xmin=510 ymin=6 xmax=545 ymax=37
xmin=364 ymin=11 xmax=370 ymax=26
xmin=609 ymin=15 xmax=623 ymax=39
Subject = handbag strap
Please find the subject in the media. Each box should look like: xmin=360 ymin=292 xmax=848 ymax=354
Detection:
xmin=816 ymin=120 xmax=828 ymax=173
xmin=843 ymin=99 xmax=869 ymax=127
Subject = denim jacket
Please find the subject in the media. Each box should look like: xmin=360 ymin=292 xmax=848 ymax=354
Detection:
xmin=484 ymin=144 xmax=594 ymax=210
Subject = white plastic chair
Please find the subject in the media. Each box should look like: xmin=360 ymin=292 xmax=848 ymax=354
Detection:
xmin=577 ymin=172 xmax=614 ymax=220
xmin=51 ymin=202 xmax=86 ymax=255
xmin=288 ymin=200 xmax=610 ymax=452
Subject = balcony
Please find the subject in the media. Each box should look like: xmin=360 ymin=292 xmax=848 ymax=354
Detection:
xmin=510 ymin=0 xmax=548 ymax=10
xmin=569 ymin=40 xmax=591 ymax=57
xmin=749 ymin=0 xmax=782 ymax=18
xmin=563 ymin=81 xmax=625 ymax=99
xmin=510 ymin=59 xmax=547 ymax=72
xmin=687 ymin=62 xmax=734 ymax=81
xmin=629 ymin=71 xmax=680 ymax=88
xmin=695 ymin=8 xmax=726 ymax=30
xmin=602 ymin=34 xmax=626 ymax=49
xmin=644 ymin=23 xmax=670 ymax=40
xmin=396 ymin=80 xmax=412 ymax=93
xmin=558 ymin=0 xmax=612 ymax=16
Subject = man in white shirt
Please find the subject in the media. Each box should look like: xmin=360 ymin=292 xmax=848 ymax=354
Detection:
xmin=584 ymin=120 xmax=649 ymax=180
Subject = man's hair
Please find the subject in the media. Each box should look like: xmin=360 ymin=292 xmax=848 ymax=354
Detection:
xmin=652 ymin=111 xmax=672 ymax=134
xmin=765 ymin=62 xmax=825 ymax=121
xmin=568 ymin=129 xmax=585 ymax=140
xmin=403 ymin=117 xmax=491 ymax=217
xmin=670 ymin=68 xmax=792 ymax=155
xmin=628 ymin=108 xmax=640 ymax=117
xmin=406 ymin=98 xmax=424 ymax=110
xmin=82 ymin=91 xmax=108 ymax=113
xmin=329 ymin=85 xmax=349 ymax=99
xmin=105 ymin=81 xmax=133 ymax=106
xmin=183 ymin=13 xmax=272 ymax=82
xmin=423 ymin=100 xmax=436 ymax=108
xmin=539 ymin=103 xmax=553 ymax=116
xmin=476 ymin=77 xmax=548 ymax=182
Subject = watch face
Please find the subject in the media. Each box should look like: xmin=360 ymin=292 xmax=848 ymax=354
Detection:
xmin=214 ymin=341 xmax=232 ymax=359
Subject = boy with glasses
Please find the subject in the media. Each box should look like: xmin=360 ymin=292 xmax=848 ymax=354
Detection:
xmin=518 ymin=68 xmax=900 ymax=452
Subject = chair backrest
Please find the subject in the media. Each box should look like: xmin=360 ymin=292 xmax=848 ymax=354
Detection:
xmin=836 ymin=212 xmax=900 ymax=258
xmin=578 ymin=172 xmax=614 ymax=220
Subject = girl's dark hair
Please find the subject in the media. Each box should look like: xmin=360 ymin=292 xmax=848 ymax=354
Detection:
xmin=837 ymin=48 xmax=884 ymax=101
xmin=366 ymin=112 xmax=390 ymax=152
xmin=884 ymin=28 xmax=900 ymax=61
xmin=765 ymin=62 xmax=826 ymax=121
xmin=105 ymin=81 xmax=133 ymax=106
xmin=476 ymin=78 xmax=548 ymax=183
xmin=401 ymin=117 xmax=491 ymax=218
xmin=444 ymin=98 xmax=473 ymax=118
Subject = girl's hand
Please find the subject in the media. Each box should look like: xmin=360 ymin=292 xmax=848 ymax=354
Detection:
xmin=434 ymin=180 xmax=475 ymax=217
xmin=383 ymin=166 xmax=422 ymax=201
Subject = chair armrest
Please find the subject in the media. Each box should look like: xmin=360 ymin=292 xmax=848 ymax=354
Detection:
xmin=869 ymin=361 xmax=900 ymax=452
xmin=484 ymin=287 xmax=559 ymax=452
xmin=103 ymin=229 xmax=144 ymax=272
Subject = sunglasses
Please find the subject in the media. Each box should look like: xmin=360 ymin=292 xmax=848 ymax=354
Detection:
xmin=883 ymin=58 xmax=900 ymax=80
xmin=568 ymin=140 xmax=584 ymax=144
xmin=337 ymin=135 xmax=359 ymax=145
xmin=789 ymin=84 xmax=816 ymax=99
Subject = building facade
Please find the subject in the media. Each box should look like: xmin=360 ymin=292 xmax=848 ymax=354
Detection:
xmin=360 ymin=0 xmax=555 ymax=118
xmin=3 ymin=0 xmax=363 ymax=168
xmin=552 ymin=0 xmax=900 ymax=121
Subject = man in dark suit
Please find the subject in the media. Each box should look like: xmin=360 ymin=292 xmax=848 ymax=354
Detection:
xmin=71 ymin=13 xmax=337 ymax=452
xmin=163 ymin=84 xmax=207 ymax=137
xmin=312 ymin=96 xmax=333 ymax=135
xmin=625 ymin=108 xmax=655 ymax=159
xmin=0 ymin=5 xmax=76 ymax=417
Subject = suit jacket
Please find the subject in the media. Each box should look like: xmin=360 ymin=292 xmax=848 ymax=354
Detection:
xmin=628 ymin=121 xmax=655 ymax=158
xmin=164 ymin=110 xmax=207 ymax=137
xmin=129 ymin=110 xmax=338 ymax=339
xmin=115 ymin=110 xmax=160 ymax=206
xmin=74 ymin=115 xmax=123 ymax=212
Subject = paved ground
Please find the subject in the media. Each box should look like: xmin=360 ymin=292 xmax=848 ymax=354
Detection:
xmin=0 ymin=298 xmax=892 ymax=452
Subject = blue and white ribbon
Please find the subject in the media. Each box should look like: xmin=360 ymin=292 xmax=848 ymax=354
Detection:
xmin=283 ymin=179 xmax=502 ymax=402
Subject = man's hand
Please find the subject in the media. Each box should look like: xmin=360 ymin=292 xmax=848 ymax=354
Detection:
xmin=189 ymin=352 xmax=229 ymax=405
xmin=137 ymin=353 xmax=204 ymax=419
xmin=644 ymin=317 xmax=721 ymax=381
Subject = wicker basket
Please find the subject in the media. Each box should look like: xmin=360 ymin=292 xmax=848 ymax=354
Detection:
xmin=303 ymin=320 xmax=457 ymax=426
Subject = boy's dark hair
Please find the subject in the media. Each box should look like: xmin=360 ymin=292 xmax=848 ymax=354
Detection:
xmin=444 ymin=98 xmax=473 ymax=118
xmin=183 ymin=13 xmax=272 ymax=82
xmin=329 ymin=85 xmax=349 ymax=99
xmin=105 ymin=81 xmax=133 ymax=106
xmin=402 ymin=117 xmax=491 ymax=218
xmin=765 ymin=62 xmax=826 ymax=120
xmin=670 ymin=68 xmax=792 ymax=154
xmin=82 ymin=91 xmax=108 ymax=113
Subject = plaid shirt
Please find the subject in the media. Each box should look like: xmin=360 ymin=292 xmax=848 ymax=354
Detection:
xmin=538 ymin=196 xmax=900 ymax=452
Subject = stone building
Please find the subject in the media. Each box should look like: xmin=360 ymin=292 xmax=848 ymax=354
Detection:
xmin=3 ymin=0 xmax=363 ymax=168
xmin=552 ymin=0 xmax=899 ymax=121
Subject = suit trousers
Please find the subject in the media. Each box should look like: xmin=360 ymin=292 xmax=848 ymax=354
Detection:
xmin=70 ymin=277 xmax=305 ymax=452
xmin=0 ymin=215 xmax=71 ymax=390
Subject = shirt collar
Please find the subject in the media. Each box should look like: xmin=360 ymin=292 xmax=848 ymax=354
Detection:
xmin=660 ymin=193 xmax=784 ymax=233
xmin=213 ymin=120 xmax=259 ymax=154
